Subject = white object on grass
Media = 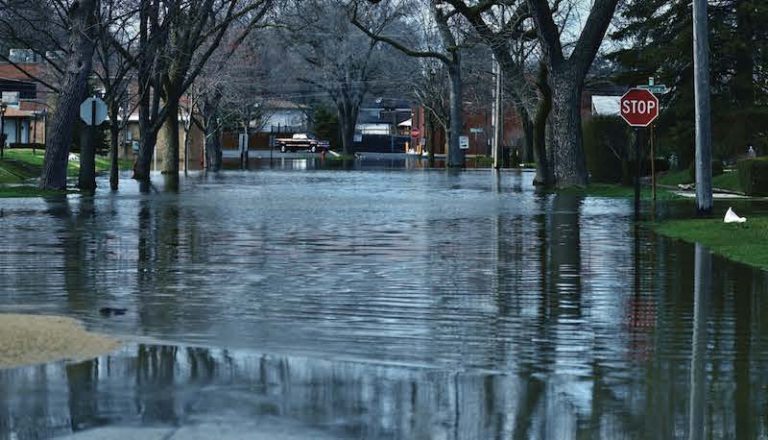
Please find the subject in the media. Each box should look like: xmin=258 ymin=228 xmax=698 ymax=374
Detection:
xmin=724 ymin=207 xmax=746 ymax=223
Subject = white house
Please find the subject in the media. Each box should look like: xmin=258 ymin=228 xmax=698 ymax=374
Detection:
xmin=591 ymin=95 xmax=621 ymax=117
xmin=258 ymin=100 xmax=309 ymax=133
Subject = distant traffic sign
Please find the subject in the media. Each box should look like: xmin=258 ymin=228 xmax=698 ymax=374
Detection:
xmin=80 ymin=97 xmax=107 ymax=126
xmin=620 ymin=89 xmax=659 ymax=127
xmin=459 ymin=135 xmax=469 ymax=150
xmin=637 ymin=84 xmax=669 ymax=94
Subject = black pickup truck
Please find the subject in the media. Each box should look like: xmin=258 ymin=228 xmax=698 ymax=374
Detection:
xmin=275 ymin=133 xmax=330 ymax=153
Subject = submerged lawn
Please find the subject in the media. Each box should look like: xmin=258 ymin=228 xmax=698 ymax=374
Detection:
xmin=563 ymin=183 xmax=683 ymax=200
xmin=0 ymin=149 xmax=132 ymax=197
xmin=653 ymin=217 xmax=768 ymax=270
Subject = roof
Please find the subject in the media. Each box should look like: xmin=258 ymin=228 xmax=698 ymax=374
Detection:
xmin=592 ymin=96 xmax=621 ymax=116
xmin=1 ymin=106 xmax=35 ymax=118
xmin=357 ymin=107 xmax=412 ymax=125
xmin=0 ymin=63 xmax=49 ymax=85
xmin=364 ymin=97 xmax=412 ymax=109
xmin=262 ymin=99 xmax=308 ymax=111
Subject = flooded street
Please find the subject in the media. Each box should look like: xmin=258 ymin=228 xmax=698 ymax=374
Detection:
xmin=1 ymin=164 xmax=768 ymax=438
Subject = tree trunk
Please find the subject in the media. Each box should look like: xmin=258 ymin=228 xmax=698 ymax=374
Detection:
xmin=338 ymin=103 xmax=358 ymax=157
xmin=426 ymin=112 xmax=435 ymax=166
xmin=109 ymin=122 xmax=120 ymax=190
xmin=78 ymin=122 xmax=98 ymax=193
xmin=548 ymin=70 xmax=587 ymax=187
xmin=446 ymin=64 xmax=465 ymax=168
xmin=134 ymin=130 xmax=157 ymax=189
xmin=518 ymin=104 xmax=534 ymax=164
xmin=39 ymin=0 xmax=98 ymax=190
xmin=183 ymin=121 xmax=191 ymax=176
xmin=162 ymin=99 xmax=180 ymax=174
xmin=205 ymin=123 xmax=222 ymax=172
xmin=533 ymin=64 xmax=553 ymax=186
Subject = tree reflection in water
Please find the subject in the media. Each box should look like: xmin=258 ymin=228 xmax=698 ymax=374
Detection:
xmin=0 ymin=170 xmax=766 ymax=438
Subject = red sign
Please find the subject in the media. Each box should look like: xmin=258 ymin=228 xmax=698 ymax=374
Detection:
xmin=411 ymin=129 xmax=420 ymax=137
xmin=620 ymin=88 xmax=659 ymax=127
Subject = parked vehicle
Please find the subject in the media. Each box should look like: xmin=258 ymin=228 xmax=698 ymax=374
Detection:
xmin=275 ymin=133 xmax=330 ymax=153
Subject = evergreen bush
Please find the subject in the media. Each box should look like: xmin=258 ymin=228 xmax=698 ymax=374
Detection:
xmin=737 ymin=159 xmax=768 ymax=196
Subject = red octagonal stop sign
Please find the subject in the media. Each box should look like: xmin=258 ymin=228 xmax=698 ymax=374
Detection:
xmin=620 ymin=88 xmax=659 ymax=127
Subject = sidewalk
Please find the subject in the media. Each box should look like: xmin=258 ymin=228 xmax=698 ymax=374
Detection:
xmin=58 ymin=415 xmax=344 ymax=440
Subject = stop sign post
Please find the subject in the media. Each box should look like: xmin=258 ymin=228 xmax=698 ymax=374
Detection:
xmin=78 ymin=96 xmax=107 ymax=193
xmin=620 ymin=88 xmax=660 ymax=220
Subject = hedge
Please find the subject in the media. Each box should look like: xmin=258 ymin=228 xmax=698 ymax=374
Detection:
xmin=584 ymin=117 xmax=628 ymax=183
xmin=736 ymin=159 xmax=768 ymax=196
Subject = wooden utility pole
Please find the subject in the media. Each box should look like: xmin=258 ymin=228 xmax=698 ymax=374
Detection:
xmin=693 ymin=0 xmax=713 ymax=214
xmin=492 ymin=55 xmax=502 ymax=169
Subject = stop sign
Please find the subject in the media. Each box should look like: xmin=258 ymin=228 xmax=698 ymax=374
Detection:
xmin=620 ymin=88 xmax=659 ymax=127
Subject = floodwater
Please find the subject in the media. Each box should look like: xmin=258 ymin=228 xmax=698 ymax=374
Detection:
xmin=1 ymin=160 xmax=768 ymax=439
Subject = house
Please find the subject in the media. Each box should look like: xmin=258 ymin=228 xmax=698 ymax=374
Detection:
xmin=259 ymin=99 xmax=309 ymax=134
xmin=409 ymin=103 xmax=526 ymax=157
xmin=117 ymin=109 xmax=206 ymax=171
xmin=0 ymin=56 xmax=53 ymax=147
xmin=591 ymin=95 xmax=622 ymax=117
xmin=354 ymin=98 xmax=412 ymax=153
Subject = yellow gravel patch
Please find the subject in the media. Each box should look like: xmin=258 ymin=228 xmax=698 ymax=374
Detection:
xmin=0 ymin=314 xmax=119 ymax=369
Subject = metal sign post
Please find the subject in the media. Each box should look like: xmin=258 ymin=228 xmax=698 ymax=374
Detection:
xmin=620 ymin=88 xmax=660 ymax=221
xmin=79 ymin=96 xmax=108 ymax=192
xmin=634 ymin=129 xmax=643 ymax=221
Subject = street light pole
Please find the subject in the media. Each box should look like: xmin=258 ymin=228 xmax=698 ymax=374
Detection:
xmin=492 ymin=55 xmax=502 ymax=169
xmin=390 ymin=107 xmax=395 ymax=153
xmin=693 ymin=0 xmax=713 ymax=215
xmin=0 ymin=102 xmax=7 ymax=159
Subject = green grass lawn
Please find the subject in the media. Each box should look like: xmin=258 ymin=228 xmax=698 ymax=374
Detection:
xmin=712 ymin=170 xmax=741 ymax=192
xmin=0 ymin=149 xmax=132 ymax=197
xmin=653 ymin=217 xmax=768 ymax=270
xmin=657 ymin=169 xmax=692 ymax=187
xmin=657 ymin=168 xmax=743 ymax=193
xmin=0 ymin=187 xmax=70 ymax=197
xmin=562 ymin=183 xmax=683 ymax=200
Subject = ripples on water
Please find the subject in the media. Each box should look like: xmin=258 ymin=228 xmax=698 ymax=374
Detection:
xmin=1 ymin=164 xmax=768 ymax=439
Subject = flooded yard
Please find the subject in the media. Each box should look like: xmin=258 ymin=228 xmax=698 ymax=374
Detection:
xmin=1 ymin=164 xmax=767 ymax=438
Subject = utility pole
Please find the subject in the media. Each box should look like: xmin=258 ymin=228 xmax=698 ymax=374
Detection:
xmin=492 ymin=55 xmax=502 ymax=169
xmin=693 ymin=0 xmax=713 ymax=214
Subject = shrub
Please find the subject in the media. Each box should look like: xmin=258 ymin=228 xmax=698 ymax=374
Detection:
xmin=736 ymin=159 xmax=768 ymax=196
xmin=584 ymin=117 xmax=629 ymax=183
xmin=654 ymin=158 xmax=670 ymax=173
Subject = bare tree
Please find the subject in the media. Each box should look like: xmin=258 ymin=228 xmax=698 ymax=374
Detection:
xmin=276 ymin=0 xmax=385 ymax=156
xmin=183 ymin=23 xmax=273 ymax=171
xmin=352 ymin=0 xmax=469 ymax=167
xmin=107 ymin=0 xmax=271 ymax=190
xmin=410 ymin=59 xmax=450 ymax=162
xmin=38 ymin=0 xmax=100 ymax=190
xmin=157 ymin=0 xmax=271 ymax=181
xmin=444 ymin=0 xmax=552 ymax=182
xmin=94 ymin=1 xmax=137 ymax=190
xmin=526 ymin=0 xmax=620 ymax=187
xmin=0 ymin=0 xmax=138 ymax=190
xmin=0 ymin=0 xmax=69 ymax=92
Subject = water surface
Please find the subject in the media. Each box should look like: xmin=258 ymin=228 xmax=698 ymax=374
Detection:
xmin=1 ymin=165 xmax=767 ymax=439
